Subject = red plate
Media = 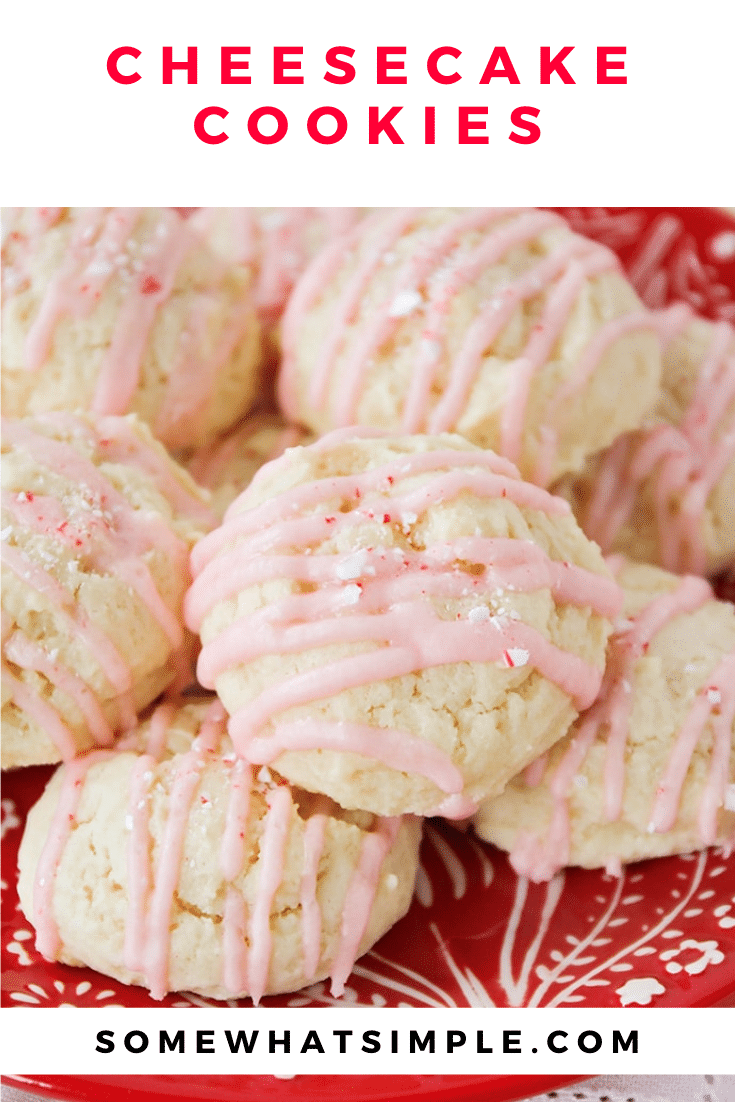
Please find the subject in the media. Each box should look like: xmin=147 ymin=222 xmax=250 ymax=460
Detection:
xmin=2 ymin=210 xmax=735 ymax=1101
xmin=1 ymin=1074 xmax=589 ymax=1102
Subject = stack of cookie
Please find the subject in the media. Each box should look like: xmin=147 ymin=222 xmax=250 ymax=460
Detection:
xmin=3 ymin=207 xmax=733 ymax=1005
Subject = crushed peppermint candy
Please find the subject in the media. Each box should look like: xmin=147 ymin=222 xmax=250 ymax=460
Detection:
xmin=336 ymin=549 xmax=371 ymax=580
xmin=500 ymin=647 xmax=530 ymax=668
xmin=341 ymin=583 xmax=362 ymax=605
xmin=420 ymin=337 xmax=442 ymax=360
xmin=124 ymin=814 xmax=133 ymax=831
xmin=85 ymin=259 xmax=113 ymax=277
xmin=468 ymin=605 xmax=490 ymax=623
xmin=387 ymin=289 xmax=423 ymax=318
xmin=0 ymin=527 xmax=12 ymax=541
xmin=706 ymin=688 xmax=722 ymax=705
xmin=257 ymin=766 xmax=273 ymax=785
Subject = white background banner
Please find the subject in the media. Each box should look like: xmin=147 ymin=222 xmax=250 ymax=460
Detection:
xmin=2 ymin=0 xmax=733 ymax=204
xmin=1 ymin=1008 xmax=734 ymax=1075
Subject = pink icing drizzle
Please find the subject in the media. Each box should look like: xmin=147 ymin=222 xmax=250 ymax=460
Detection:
xmin=300 ymin=813 xmax=327 ymax=981
xmin=330 ymin=817 xmax=400 ymax=996
xmin=246 ymin=784 xmax=293 ymax=1005
xmin=143 ymin=701 xmax=226 ymax=999
xmin=32 ymin=750 xmax=113 ymax=958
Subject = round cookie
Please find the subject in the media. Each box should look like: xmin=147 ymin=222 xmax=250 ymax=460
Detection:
xmin=472 ymin=560 xmax=735 ymax=880
xmin=2 ymin=207 xmax=262 ymax=451
xmin=1 ymin=412 xmax=214 ymax=769
xmin=186 ymin=431 xmax=622 ymax=818
xmin=555 ymin=306 xmax=735 ymax=576
xmin=185 ymin=411 xmax=314 ymax=521
xmin=17 ymin=698 xmax=422 ymax=1002
xmin=277 ymin=207 xmax=661 ymax=485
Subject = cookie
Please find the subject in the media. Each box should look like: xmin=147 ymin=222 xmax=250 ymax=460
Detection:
xmin=17 ymin=698 xmax=422 ymax=1002
xmin=185 ymin=412 xmax=314 ymax=521
xmin=2 ymin=208 xmax=262 ymax=451
xmin=1 ymin=412 xmax=213 ymax=769
xmin=473 ymin=559 xmax=735 ymax=880
xmin=186 ymin=431 xmax=622 ymax=818
xmin=555 ymin=306 xmax=735 ymax=575
xmin=277 ymin=208 xmax=661 ymax=485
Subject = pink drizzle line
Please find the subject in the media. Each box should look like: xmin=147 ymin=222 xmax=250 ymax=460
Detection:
xmin=508 ymin=575 xmax=731 ymax=881
xmin=142 ymin=701 xmax=226 ymax=999
xmin=300 ymin=814 xmax=327 ymax=981
xmin=329 ymin=817 xmax=400 ymax=997
xmin=123 ymin=701 xmax=176 ymax=972
xmin=581 ymin=306 xmax=735 ymax=573
xmin=32 ymin=750 xmax=114 ymax=959
xmin=279 ymin=208 xmax=646 ymax=484
xmin=247 ymin=784 xmax=293 ymax=1005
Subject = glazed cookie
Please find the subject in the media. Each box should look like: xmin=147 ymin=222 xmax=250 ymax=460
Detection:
xmin=190 ymin=207 xmax=364 ymax=333
xmin=186 ymin=431 xmax=622 ymax=818
xmin=17 ymin=698 xmax=422 ymax=1002
xmin=473 ymin=560 xmax=735 ymax=880
xmin=2 ymin=207 xmax=262 ymax=451
xmin=278 ymin=208 xmax=661 ymax=485
xmin=185 ymin=412 xmax=314 ymax=520
xmin=1 ymin=412 xmax=214 ymax=769
xmin=555 ymin=306 xmax=735 ymax=576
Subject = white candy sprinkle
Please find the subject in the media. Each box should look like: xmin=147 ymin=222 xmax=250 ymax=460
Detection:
xmin=385 ymin=873 xmax=399 ymax=891
xmin=387 ymin=289 xmax=422 ymax=318
xmin=342 ymin=584 xmax=362 ymax=605
xmin=707 ymin=688 xmax=722 ymax=705
xmin=401 ymin=511 xmax=418 ymax=527
xmin=16 ymin=491 xmax=29 ymax=503
xmin=420 ymin=337 xmax=441 ymax=360
xmin=258 ymin=767 xmax=272 ymax=784
xmin=468 ymin=605 xmax=490 ymax=623
xmin=724 ymin=785 xmax=735 ymax=812
xmin=0 ymin=527 xmax=12 ymax=541
xmin=336 ymin=549 xmax=369 ymax=580
xmin=86 ymin=259 xmax=112 ymax=277
xmin=124 ymin=815 xmax=133 ymax=831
